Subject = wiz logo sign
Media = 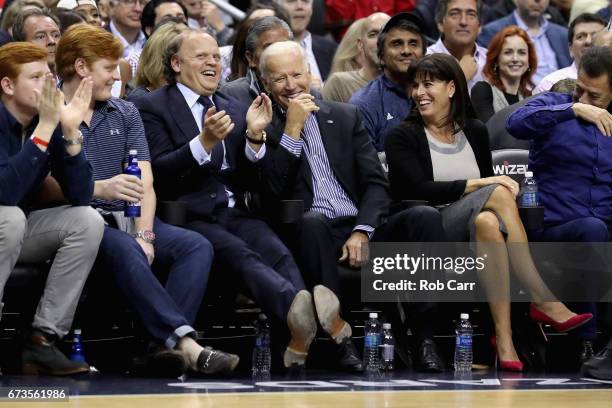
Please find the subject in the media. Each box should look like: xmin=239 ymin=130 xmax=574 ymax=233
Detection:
xmin=494 ymin=160 xmax=527 ymax=175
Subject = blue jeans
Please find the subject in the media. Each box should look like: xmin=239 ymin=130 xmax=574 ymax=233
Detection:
xmin=94 ymin=217 xmax=213 ymax=348
xmin=529 ymin=217 xmax=610 ymax=340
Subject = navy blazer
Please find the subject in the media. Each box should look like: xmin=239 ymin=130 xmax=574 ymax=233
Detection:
xmin=134 ymin=84 xmax=257 ymax=219
xmin=260 ymin=99 xmax=390 ymax=230
xmin=478 ymin=14 xmax=572 ymax=70
xmin=311 ymin=34 xmax=337 ymax=81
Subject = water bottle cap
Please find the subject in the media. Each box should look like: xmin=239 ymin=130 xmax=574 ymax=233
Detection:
xmin=525 ymin=171 xmax=533 ymax=178
xmin=369 ymin=312 xmax=378 ymax=318
xmin=460 ymin=313 xmax=469 ymax=320
xmin=382 ymin=323 xmax=391 ymax=329
xmin=74 ymin=329 xmax=81 ymax=335
xmin=129 ymin=149 xmax=138 ymax=155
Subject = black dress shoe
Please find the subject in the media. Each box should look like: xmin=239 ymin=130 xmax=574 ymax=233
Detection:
xmin=580 ymin=340 xmax=595 ymax=364
xmin=194 ymin=347 xmax=240 ymax=375
xmin=132 ymin=348 xmax=188 ymax=378
xmin=336 ymin=337 xmax=363 ymax=372
xmin=22 ymin=331 xmax=89 ymax=376
xmin=582 ymin=347 xmax=612 ymax=380
xmin=417 ymin=339 xmax=444 ymax=373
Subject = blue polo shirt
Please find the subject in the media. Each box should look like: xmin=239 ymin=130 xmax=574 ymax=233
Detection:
xmin=80 ymin=97 xmax=151 ymax=212
xmin=506 ymin=92 xmax=612 ymax=225
xmin=349 ymin=74 xmax=412 ymax=152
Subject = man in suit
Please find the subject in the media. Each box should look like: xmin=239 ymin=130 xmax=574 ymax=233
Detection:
xmin=220 ymin=16 xmax=293 ymax=103
xmin=478 ymin=0 xmax=572 ymax=84
xmin=135 ymin=29 xmax=363 ymax=371
xmin=276 ymin=0 xmax=337 ymax=83
xmin=257 ymin=40 xmax=449 ymax=372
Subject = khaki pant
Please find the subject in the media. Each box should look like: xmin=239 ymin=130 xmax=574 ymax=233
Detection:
xmin=0 ymin=205 xmax=104 ymax=338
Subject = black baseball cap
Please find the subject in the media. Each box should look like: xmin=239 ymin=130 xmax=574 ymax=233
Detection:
xmin=380 ymin=12 xmax=426 ymax=36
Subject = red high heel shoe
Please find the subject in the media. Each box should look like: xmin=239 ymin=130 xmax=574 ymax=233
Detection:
xmin=490 ymin=337 xmax=524 ymax=372
xmin=529 ymin=304 xmax=593 ymax=334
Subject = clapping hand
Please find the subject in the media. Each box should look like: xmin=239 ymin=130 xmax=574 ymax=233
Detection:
xmin=199 ymin=106 xmax=235 ymax=152
xmin=60 ymin=76 xmax=93 ymax=136
xmin=246 ymin=93 xmax=272 ymax=136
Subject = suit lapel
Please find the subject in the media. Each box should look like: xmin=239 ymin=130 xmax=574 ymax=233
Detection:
xmin=315 ymin=101 xmax=344 ymax=187
xmin=168 ymin=86 xmax=200 ymax=143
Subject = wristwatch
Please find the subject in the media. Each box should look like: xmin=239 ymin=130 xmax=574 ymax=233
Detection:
xmin=245 ymin=129 xmax=267 ymax=145
xmin=134 ymin=230 xmax=156 ymax=244
xmin=62 ymin=131 xmax=84 ymax=146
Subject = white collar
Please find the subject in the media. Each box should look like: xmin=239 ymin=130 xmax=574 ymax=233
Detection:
xmin=176 ymin=82 xmax=213 ymax=109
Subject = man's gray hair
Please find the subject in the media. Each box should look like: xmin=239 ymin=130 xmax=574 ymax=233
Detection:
xmin=245 ymin=16 xmax=293 ymax=56
xmin=259 ymin=40 xmax=308 ymax=79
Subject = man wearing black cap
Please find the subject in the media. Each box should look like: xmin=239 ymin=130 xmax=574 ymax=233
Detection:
xmin=349 ymin=12 xmax=426 ymax=152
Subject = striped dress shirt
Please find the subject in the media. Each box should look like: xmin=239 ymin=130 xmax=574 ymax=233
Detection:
xmin=280 ymin=113 xmax=374 ymax=236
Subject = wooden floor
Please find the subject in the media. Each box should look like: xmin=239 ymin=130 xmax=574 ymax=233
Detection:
xmin=8 ymin=389 xmax=612 ymax=408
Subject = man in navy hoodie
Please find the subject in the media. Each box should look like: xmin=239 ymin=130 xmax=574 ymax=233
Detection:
xmin=0 ymin=42 xmax=104 ymax=375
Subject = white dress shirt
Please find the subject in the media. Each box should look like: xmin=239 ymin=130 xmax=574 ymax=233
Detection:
xmin=177 ymin=83 xmax=265 ymax=208
xmin=427 ymin=39 xmax=488 ymax=93
xmin=533 ymin=62 xmax=577 ymax=94
xmin=301 ymin=32 xmax=324 ymax=84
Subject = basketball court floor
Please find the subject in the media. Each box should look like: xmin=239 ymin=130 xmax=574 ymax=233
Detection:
xmin=1 ymin=369 xmax=612 ymax=407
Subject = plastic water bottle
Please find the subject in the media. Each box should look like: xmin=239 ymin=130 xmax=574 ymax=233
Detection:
xmin=454 ymin=313 xmax=473 ymax=372
xmin=124 ymin=149 xmax=141 ymax=217
xmin=70 ymin=329 xmax=86 ymax=363
xmin=380 ymin=323 xmax=395 ymax=371
xmin=252 ymin=314 xmax=271 ymax=374
xmin=519 ymin=171 xmax=539 ymax=207
xmin=363 ymin=312 xmax=381 ymax=371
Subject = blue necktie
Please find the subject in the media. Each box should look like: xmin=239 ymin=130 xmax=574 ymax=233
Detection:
xmin=198 ymin=96 xmax=224 ymax=170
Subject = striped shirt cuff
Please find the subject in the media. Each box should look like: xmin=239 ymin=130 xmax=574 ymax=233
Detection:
xmin=353 ymin=224 xmax=374 ymax=240
xmin=280 ymin=134 xmax=303 ymax=157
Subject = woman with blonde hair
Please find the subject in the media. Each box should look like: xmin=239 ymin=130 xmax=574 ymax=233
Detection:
xmin=329 ymin=18 xmax=366 ymax=75
xmin=127 ymin=21 xmax=188 ymax=101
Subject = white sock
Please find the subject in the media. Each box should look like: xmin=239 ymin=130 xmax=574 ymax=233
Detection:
xmin=176 ymin=336 xmax=204 ymax=370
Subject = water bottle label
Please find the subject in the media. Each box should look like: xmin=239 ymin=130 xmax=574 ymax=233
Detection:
xmin=380 ymin=344 xmax=394 ymax=361
xmin=456 ymin=335 xmax=472 ymax=347
xmin=256 ymin=335 xmax=270 ymax=348
xmin=364 ymin=333 xmax=380 ymax=348
xmin=520 ymin=192 xmax=538 ymax=207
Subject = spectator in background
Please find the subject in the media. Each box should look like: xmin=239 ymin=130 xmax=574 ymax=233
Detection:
xmin=471 ymin=26 xmax=536 ymax=123
xmin=508 ymin=46 xmax=612 ymax=363
xmin=55 ymin=8 xmax=85 ymax=31
xmin=427 ymin=0 xmax=488 ymax=93
xmin=350 ymin=13 xmax=425 ymax=152
xmin=141 ymin=0 xmax=187 ymax=37
xmin=534 ymin=13 xmax=605 ymax=93
xmin=386 ymin=53 xmax=593 ymax=373
xmin=221 ymin=16 xmax=292 ymax=102
xmin=328 ymin=18 xmax=366 ymax=75
xmin=56 ymin=0 xmax=101 ymax=26
xmin=325 ymin=0 xmax=416 ymax=39
xmin=1 ymin=0 xmax=44 ymax=35
xmin=128 ymin=21 xmax=188 ymax=100
xmin=323 ymin=13 xmax=390 ymax=103
xmin=479 ymin=0 xmax=572 ymax=84
xmin=221 ymin=1 xmax=290 ymax=83
xmin=108 ymin=0 xmax=146 ymax=75
xmin=12 ymin=7 xmax=61 ymax=76
xmin=0 ymin=42 xmax=104 ymax=376
xmin=277 ymin=0 xmax=337 ymax=84
xmin=97 ymin=0 xmax=111 ymax=25
xmin=180 ymin=0 xmax=233 ymax=45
